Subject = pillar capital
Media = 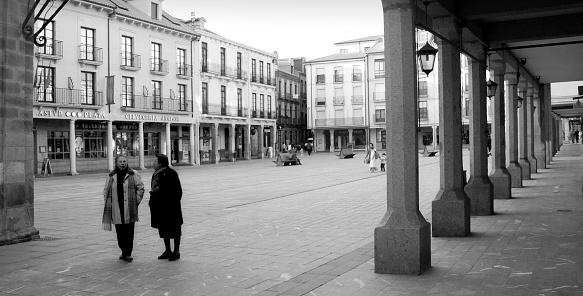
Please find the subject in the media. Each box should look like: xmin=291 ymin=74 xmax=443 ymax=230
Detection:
xmin=504 ymin=71 xmax=518 ymax=84
xmin=464 ymin=41 xmax=486 ymax=62
xmin=518 ymin=77 xmax=528 ymax=91
xmin=491 ymin=60 xmax=506 ymax=76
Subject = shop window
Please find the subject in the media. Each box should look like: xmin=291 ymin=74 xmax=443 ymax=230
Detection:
xmin=47 ymin=131 xmax=70 ymax=159
xmin=144 ymin=132 xmax=160 ymax=156
xmin=79 ymin=131 xmax=106 ymax=158
xmin=115 ymin=132 xmax=138 ymax=157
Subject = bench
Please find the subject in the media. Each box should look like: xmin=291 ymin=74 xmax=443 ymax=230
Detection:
xmin=273 ymin=153 xmax=302 ymax=166
xmin=420 ymin=146 xmax=438 ymax=157
xmin=337 ymin=146 xmax=356 ymax=159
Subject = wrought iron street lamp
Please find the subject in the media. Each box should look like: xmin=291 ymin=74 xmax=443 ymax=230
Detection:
xmin=22 ymin=0 xmax=70 ymax=47
xmin=486 ymin=79 xmax=498 ymax=99
xmin=417 ymin=2 xmax=438 ymax=77
xmin=517 ymin=97 xmax=524 ymax=108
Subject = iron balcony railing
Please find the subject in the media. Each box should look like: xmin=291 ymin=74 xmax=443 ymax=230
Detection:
xmin=33 ymin=87 xmax=104 ymax=106
xmin=36 ymin=39 xmax=63 ymax=59
xmin=78 ymin=45 xmax=103 ymax=64
xmin=121 ymin=95 xmax=191 ymax=112
xmin=375 ymin=116 xmax=386 ymax=123
xmin=333 ymin=96 xmax=345 ymax=106
xmin=315 ymin=117 xmax=365 ymax=127
xmin=120 ymin=53 xmax=141 ymax=69
xmin=176 ymin=63 xmax=192 ymax=77
xmin=352 ymin=95 xmax=364 ymax=104
xmin=201 ymin=62 xmax=248 ymax=80
xmin=373 ymin=92 xmax=385 ymax=102
xmin=150 ymin=58 xmax=169 ymax=74
xmin=201 ymin=103 xmax=248 ymax=117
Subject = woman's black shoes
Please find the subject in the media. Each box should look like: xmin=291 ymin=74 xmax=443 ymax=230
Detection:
xmin=158 ymin=251 xmax=172 ymax=260
xmin=169 ymin=253 xmax=180 ymax=261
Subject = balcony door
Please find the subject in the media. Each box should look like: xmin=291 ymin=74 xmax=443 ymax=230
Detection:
xmin=80 ymin=27 xmax=95 ymax=61
xmin=81 ymin=71 xmax=95 ymax=105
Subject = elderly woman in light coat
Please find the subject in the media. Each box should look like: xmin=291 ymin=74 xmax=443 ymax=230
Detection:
xmin=102 ymin=155 xmax=144 ymax=262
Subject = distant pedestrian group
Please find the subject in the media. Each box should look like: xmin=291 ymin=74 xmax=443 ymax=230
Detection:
xmin=571 ymin=130 xmax=580 ymax=143
xmin=102 ymin=153 xmax=184 ymax=262
xmin=364 ymin=143 xmax=385 ymax=173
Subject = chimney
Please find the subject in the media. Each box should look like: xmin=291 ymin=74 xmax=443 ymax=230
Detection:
xmin=187 ymin=11 xmax=205 ymax=30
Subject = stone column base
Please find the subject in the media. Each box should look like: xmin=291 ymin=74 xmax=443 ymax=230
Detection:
xmin=464 ymin=176 xmax=494 ymax=215
xmin=432 ymin=190 xmax=470 ymax=237
xmin=535 ymin=152 xmax=546 ymax=169
xmin=0 ymin=227 xmax=39 ymax=246
xmin=528 ymin=156 xmax=537 ymax=173
xmin=518 ymin=158 xmax=531 ymax=179
xmin=506 ymin=162 xmax=523 ymax=188
xmin=374 ymin=217 xmax=431 ymax=275
xmin=489 ymin=168 xmax=512 ymax=199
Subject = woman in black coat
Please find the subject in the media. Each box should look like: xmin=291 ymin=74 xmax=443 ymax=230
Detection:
xmin=149 ymin=153 xmax=183 ymax=261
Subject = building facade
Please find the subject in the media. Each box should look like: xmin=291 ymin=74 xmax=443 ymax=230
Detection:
xmin=276 ymin=58 xmax=309 ymax=150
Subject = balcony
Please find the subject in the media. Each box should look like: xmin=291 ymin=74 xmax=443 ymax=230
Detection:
xmin=176 ymin=63 xmax=192 ymax=78
xmin=201 ymin=62 xmax=248 ymax=80
xmin=120 ymin=53 xmax=141 ymax=71
xmin=375 ymin=116 xmax=386 ymax=123
xmin=375 ymin=71 xmax=385 ymax=79
xmin=373 ymin=92 xmax=385 ymax=102
xmin=33 ymin=87 xmax=104 ymax=108
xmin=352 ymin=95 xmax=364 ymax=105
xmin=78 ymin=45 xmax=103 ymax=66
xmin=201 ymin=103 xmax=248 ymax=117
xmin=36 ymin=40 xmax=63 ymax=60
xmin=314 ymin=117 xmax=365 ymax=127
xmin=121 ymin=95 xmax=192 ymax=112
xmin=333 ymin=96 xmax=345 ymax=106
xmin=150 ymin=59 xmax=169 ymax=75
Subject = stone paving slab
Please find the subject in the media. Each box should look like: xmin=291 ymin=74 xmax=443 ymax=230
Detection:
xmin=0 ymin=147 xmax=582 ymax=295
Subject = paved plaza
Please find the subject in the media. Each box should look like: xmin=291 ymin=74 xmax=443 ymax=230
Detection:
xmin=0 ymin=146 xmax=582 ymax=295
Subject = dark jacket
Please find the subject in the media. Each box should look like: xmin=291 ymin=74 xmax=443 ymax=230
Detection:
xmin=149 ymin=167 xmax=183 ymax=229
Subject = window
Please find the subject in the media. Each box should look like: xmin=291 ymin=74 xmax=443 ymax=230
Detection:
xmin=260 ymin=94 xmax=265 ymax=113
xmin=340 ymin=49 xmax=347 ymax=54
xmin=267 ymin=63 xmax=271 ymax=84
xmin=220 ymin=47 xmax=226 ymax=76
xmin=202 ymin=82 xmax=208 ymax=113
xmin=81 ymin=71 xmax=95 ymax=105
xmin=316 ymin=68 xmax=325 ymax=84
xmin=151 ymin=2 xmax=158 ymax=18
xmin=35 ymin=66 xmax=54 ymax=102
xmin=36 ymin=19 xmax=54 ymax=55
xmin=334 ymin=67 xmax=343 ymax=83
xmin=237 ymin=88 xmax=243 ymax=116
xmin=114 ymin=132 xmax=137 ymax=157
xmin=465 ymin=98 xmax=470 ymax=117
xmin=251 ymin=59 xmax=256 ymax=82
xmin=80 ymin=27 xmax=95 ymax=61
xmin=144 ymin=132 xmax=160 ymax=156
xmin=121 ymin=36 xmax=134 ymax=67
xmin=177 ymin=48 xmax=186 ymax=75
xmin=419 ymin=101 xmax=428 ymax=119
xmin=178 ymin=84 xmax=186 ymax=111
xmin=220 ymin=85 xmax=226 ymax=115
xmin=152 ymin=80 xmax=162 ymax=109
xmin=353 ymin=65 xmax=362 ymax=82
xmin=201 ymin=42 xmax=208 ymax=72
xmin=419 ymin=80 xmax=428 ymax=96
xmin=364 ymin=47 xmax=370 ymax=51
xmin=259 ymin=61 xmax=264 ymax=83
xmin=252 ymin=93 xmax=257 ymax=116
xmin=267 ymin=95 xmax=271 ymax=115
xmin=375 ymin=109 xmax=386 ymax=123
xmin=80 ymin=131 xmax=106 ymax=158
xmin=151 ymin=42 xmax=161 ymax=71
xmin=374 ymin=59 xmax=385 ymax=78
xmin=47 ymin=131 xmax=70 ymax=159
xmin=237 ymin=52 xmax=242 ymax=79
xmin=316 ymin=88 xmax=326 ymax=106
xmin=121 ymin=76 xmax=134 ymax=107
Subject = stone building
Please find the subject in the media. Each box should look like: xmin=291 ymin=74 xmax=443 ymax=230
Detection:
xmin=276 ymin=58 xmax=308 ymax=151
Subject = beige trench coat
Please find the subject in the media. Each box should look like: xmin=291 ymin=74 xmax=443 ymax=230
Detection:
xmin=103 ymin=172 xmax=145 ymax=224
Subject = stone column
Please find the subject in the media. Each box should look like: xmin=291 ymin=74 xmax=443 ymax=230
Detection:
xmin=432 ymin=125 xmax=438 ymax=150
xmin=211 ymin=123 xmax=219 ymax=164
xmin=0 ymin=0 xmax=40 ymax=244
xmin=194 ymin=123 xmax=200 ymax=165
xmin=138 ymin=121 xmax=145 ymax=169
xmin=244 ymin=124 xmax=251 ymax=160
xmin=533 ymin=89 xmax=546 ymax=169
xmin=229 ymin=124 xmax=236 ymax=162
xmin=107 ymin=120 xmax=114 ymax=170
xmin=68 ymin=119 xmax=78 ymax=175
xmin=329 ymin=129 xmax=335 ymax=152
xmin=189 ymin=123 xmax=195 ymax=165
xmin=464 ymin=42 xmax=493 ymax=215
xmin=165 ymin=123 xmax=171 ymax=165
xmin=488 ymin=59 xmax=511 ymax=199
xmin=431 ymin=16 xmax=470 ymax=237
xmin=526 ymin=86 xmax=537 ymax=173
xmin=374 ymin=0 xmax=430 ymax=275
xmin=517 ymin=80 xmax=531 ymax=179
xmin=348 ymin=128 xmax=353 ymax=145
xmin=543 ymin=84 xmax=552 ymax=165
xmin=505 ymin=72 xmax=522 ymax=187
xmin=272 ymin=124 xmax=277 ymax=155
xmin=257 ymin=124 xmax=264 ymax=159
xmin=562 ymin=118 xmax=569 ymax=145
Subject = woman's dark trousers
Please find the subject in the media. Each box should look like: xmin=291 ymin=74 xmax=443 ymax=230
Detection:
xmin=115 ymin=222 xmax=135 ymax=256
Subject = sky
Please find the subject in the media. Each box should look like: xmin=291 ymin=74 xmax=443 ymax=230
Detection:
xmin=162 ymin=0 xmax=384 ymax=60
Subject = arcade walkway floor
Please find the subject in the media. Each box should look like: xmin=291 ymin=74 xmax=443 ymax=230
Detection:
xmin=0 ymin=145 xmax=582 ymax=295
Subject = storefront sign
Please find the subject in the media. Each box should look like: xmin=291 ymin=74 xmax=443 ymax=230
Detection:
xmin=115 ymin=122 xmax=138 ymax=130
xmin=76 ymin=122 xmax=107 ymax=130
xmin=37 ymin=110 xmax=106 ymax=119
xmin=124 ymin=114 xmax=180 ymax=122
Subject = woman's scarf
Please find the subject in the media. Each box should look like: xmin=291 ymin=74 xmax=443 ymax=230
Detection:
xmin=151 ymin=166 xmax=167 ymax=193
xmin=102 ymin=168 xmax=138 ymax=231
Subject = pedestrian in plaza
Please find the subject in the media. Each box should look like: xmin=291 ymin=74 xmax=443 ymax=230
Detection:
xmin=364 ymin=143 xmax=380 ymax=172
xmin=102 ymin=155 xmax=145 ymax=262
xmin=380 ymin=153 xmax=387 ymax=172
xmin=149 ymin=153 xmax=183 ymax=261
xmin=306 ymin=142 xmax=312 ymax=155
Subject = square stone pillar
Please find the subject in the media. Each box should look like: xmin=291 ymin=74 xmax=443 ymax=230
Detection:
xmin=374 ymin=0 xmax=430 ymax=275
xmin=463 ymin=42 xmax=493 ymax=215
xmin=488 ymin=59 xmax=511 ymax=199
xmin=257 ymin=125 xmax=264 ymax=159
xmin=504 ymin=72 xmax=522 ymax=188
xmin=138 ymin=122 xmax=146 ymax=169
xmin=542 ymin=84 xmax=552 ymax=165
xmin=68 ymin=119 xmax=78 ymax=175
xmin=431 ymin=16 xmax=470 ymax=237
xmin=189 ymin=123 xmax=196 ymax=166
xmin=244 ymin=124 xmax=251 ymax=160
xmin=211 ymin=123 xmax=219 ymax=164
xmin=517 ymin=80 xmax=531 ymax=179
xmin=107 ymin=120 xmax=114 ymax=170
xmin=526 ymin=86 xmax=537 ymax=173
xmin=533 ymin=89 xmax=546 ymax=169
xmin=329 ymin=129 xmax=335 ymax=152
xmin=229 ymin=124 xmax=236 ymax=162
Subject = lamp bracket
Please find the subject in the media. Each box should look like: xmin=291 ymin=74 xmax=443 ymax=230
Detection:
xmin=22 ymin=0 xmax=70 ymax=47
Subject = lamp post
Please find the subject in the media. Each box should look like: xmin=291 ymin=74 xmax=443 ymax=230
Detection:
xmin=23 ymin=0 xmax=70 ymax=46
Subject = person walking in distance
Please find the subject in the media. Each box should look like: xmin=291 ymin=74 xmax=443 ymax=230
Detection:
xmin=102 ymin=155 xmax=145 ymax=262
xmin=380 ymin=153 xmax=387 ymax=172
xmin=149 ymin=153 xmax=183 ymax=261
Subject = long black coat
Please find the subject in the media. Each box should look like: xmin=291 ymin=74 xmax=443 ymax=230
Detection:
xmin=149 ymin=167 xmax=183 ymax=229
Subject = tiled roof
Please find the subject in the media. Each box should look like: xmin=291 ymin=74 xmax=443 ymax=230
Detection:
xmin=306 ymin=52 xmax=366 ymax=63
xmin=334 ymin=35 xmax=383 ymax=45
xmin=366 ymin=38 xmax=384 ymax=53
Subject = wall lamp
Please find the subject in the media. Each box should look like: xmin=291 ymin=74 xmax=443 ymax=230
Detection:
xmin=417 ymin=1 xmax=438 ymax=76
xmin=486 ymin=54 xmax=498 ymax=99
xmin=517 ymin=97 xmax=524 ymax=109
xmin=23 ymin=0 xmax=70 ymax=47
